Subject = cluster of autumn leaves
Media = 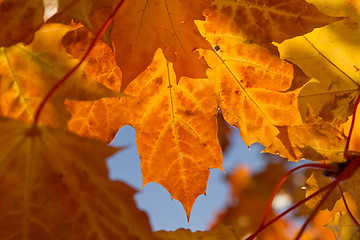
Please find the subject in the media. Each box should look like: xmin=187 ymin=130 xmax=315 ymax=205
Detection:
xmin=0 ymin=0 xmax=360 ymax=239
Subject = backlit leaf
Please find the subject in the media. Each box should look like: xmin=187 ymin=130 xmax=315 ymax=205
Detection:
xmin=197 ymin=21 xmax=303 ymax=147
xmin=264 ymin=109 xmax=347 ymax=161
xmin=201 ymin=0 xmax=340 ymax=51
xmin=0 ymin=117 xmax=154 ymax=239
xmin=66 ymin=23 xmax=304 ymax=216
xmin=277 ymin=8 xmax=360 ymax=125
xmin=115 ymin=49 xmax=223 ymax=219
xmin=304 ymin=172 xmax=341 ymax=211
xmin=111 ymin=0 xmax=212 ymax=91
xmin=0 ymin=0 xmax=44 ymax=47
xmin=63 ymin=26 xmax=123 ymax=142
xmin=0 ymin=23 xmax=119 ymax=128
xmin=64 ymin=29 xmax=222 ymax=218
xmin=326 ymin=212 xmax=360 ymax=240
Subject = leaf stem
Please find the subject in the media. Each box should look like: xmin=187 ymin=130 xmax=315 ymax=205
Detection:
xmin=245 ymin=174 xmax=336 ymax=240
xmin=259 ymin=163 xmax=334 ymax=228
xmin=338 ymin=181 xmax=360 ymax=228
xmin=345 ymin=91 xmax=360 ymax=159
xmin=32 ymin=0 xmax=125 ymax=127
xmin=246 ymin=163 xmax=335 ymax=240
xmin=294 ymin=178 xmax=338 ymax=239
xmin=294 ymin=157 xmax=360 ymax=239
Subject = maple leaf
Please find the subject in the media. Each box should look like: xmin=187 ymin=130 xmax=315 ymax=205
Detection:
xmin=111 ymin=0 xmax=212 ymax=91
xmin=63 ymin=28 xmax=222 ymax=217
xmin=304 ymin=171 xmax=342 ymax=212
xmin=63 ymin=27 xmax=125 ymax=142
xmin=65 ymin=19 xmax=304 ymax=216
xmin=0 ymin=117 xmax=154 ymax=239
xmin=68 ymin=43 xmax=223 ymax=218
xmin=0 ymin=0 xmax=44 ymax=47
xmin=0 ymin=23 xmax=119 ymax=128
xmin=201 ymin=0 xmax=340 ymax=51
xmin=326 ymin=212 xmax=360 ymax=240
xmin=276 ymin=2 xmax=360 ymax=126
xmin=197 ymin=21 xmax=303 ymax=148
xmin=264 ymin=109 xmax=347 ymax=161
xmin=48 ymin=0 xmax=117 ymax=46
xmin=154 ymin=225 xmax=238 ymax=240
xmin=114 ymin=49 xmax=223 ymax=219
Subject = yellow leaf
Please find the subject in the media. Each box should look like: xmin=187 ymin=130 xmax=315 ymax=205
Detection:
xmin=344 ymin=168 xmax=360 ymax=211
xmin=264 ymin=110 xmax=347 ymax=161
xmin=154 ymin=225 xmax=238 ymax=240
xmin=326 ymin=212 xmax=360 ymax=240
xmin=0 ymin=0 xmax=44 ymax=47
xmin=0 ymin=23 xmax=119 ymax=128
xmin=201 ymin=0 xmax=340 ymax=51
xmin=304 ymin=172 xmax=341 ymax=211
xmin=0 ymin=117 xmax=154 ymax=239
xmin=111 ymin=0 xmax=212 ymax=91
xmin=277 ymin=8 xmax=360 ymax=125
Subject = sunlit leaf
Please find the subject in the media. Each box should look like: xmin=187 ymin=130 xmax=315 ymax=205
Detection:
xmin=277 ymin=6 xmax=360 ymax=125
xmin=326 ymin=212 xmax=360 ymax=240
xmin=65 ymin=22 xmax=304 ymax=217
xmin=264 ymin=109 xmax=347 ymax=161
xmin=114 ymin=49 xmax=223 ymax=219
xmin=197 ymin=21 xmax=303 ymax=147
xmin=201 ymin=0 xmax=340 ymax=51
xmin=111 ymin=0 xmax=212 ymax=91
xmin=304 ymin=172 xmax=341 ymax=211
xmin=63 ymin=26 xmax=122 ymax=142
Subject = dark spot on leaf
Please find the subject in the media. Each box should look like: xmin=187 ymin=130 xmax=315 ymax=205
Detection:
xmin=155 ymin=77 xmax=163 ymax=85
xmin=214 ymin=45 xmax=220 ymax=51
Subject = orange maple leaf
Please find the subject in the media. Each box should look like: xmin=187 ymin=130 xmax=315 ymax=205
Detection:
xmin=111 ymin=0 xmax=212 ymax=91
xmin=65 ymin=25 xmax=302 ymax=217
xmin=202 ymin=0 xmax=340 ymax=51
xmin=67 ymin=44 xmax=223 ymax=218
